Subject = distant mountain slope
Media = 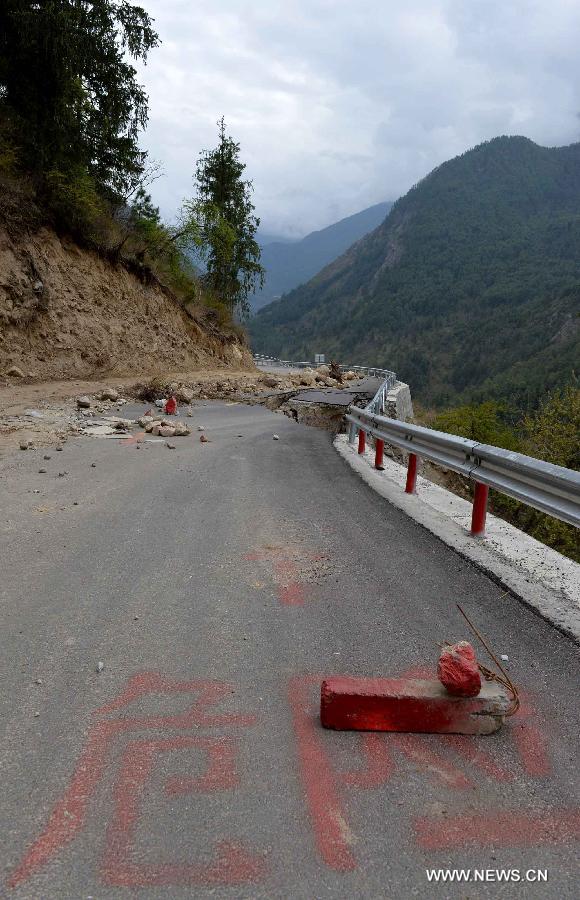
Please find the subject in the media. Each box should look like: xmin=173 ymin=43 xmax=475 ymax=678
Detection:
xmin=251 ymin=201 xmax=392 ymax=311
xmin=256 ymin=229 xmax=298 ymax=247
xmin=250 ymin=137 xmax=580 ymax=407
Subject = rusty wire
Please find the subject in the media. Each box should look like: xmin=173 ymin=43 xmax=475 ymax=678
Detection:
xmin=455 ymin=604 xmax=520 ymax=715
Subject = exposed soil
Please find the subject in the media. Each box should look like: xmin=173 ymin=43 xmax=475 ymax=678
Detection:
xmin=0 ymin=225 xmax=252 ymax=381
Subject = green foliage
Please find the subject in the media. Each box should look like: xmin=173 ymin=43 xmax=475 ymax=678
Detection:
xmin=0 ymin=1 xmax=158 ymax=194
xmin=430 ymin=388 xmax=580 ymax=562
xmin=432 ymin=401 xmax=520 ymax=449
xmin=250 ymin=136 xmax=580 ymax=410
xmin=191 ymin=118 xmax=263 ymax=317
xmin=0 ymin=5 xmax=239 ymax=333
xmin=45 ymin=167 xmax=112 ymax=243
xmin=521 ymin=384 xmax=580 ymax=470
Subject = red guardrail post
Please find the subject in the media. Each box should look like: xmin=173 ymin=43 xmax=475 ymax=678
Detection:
xmin=358 ymin=429 xmax=366 ymax=454
xmin=375 ymin=439 xmax=385 ymax=470
xmin=405 ymin=453 xmax=418 ymax=494
xmin=471 ymin=482 xmax=489 ymax=536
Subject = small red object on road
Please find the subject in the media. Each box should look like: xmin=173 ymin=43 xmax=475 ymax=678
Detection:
xmin=164 ymin=396 xmax=177 ymax=415
xmin=438 ymin=641 xmax=481 ymax=697
xmin=200 ymin=434 xmax=210 ymax=443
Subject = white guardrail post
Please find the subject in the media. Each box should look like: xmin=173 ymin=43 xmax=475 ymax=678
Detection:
xmin=347 ymin=405 xmax=580 ymax=538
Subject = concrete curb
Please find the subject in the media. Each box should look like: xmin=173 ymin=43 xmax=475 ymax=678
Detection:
xmin=321 ymin=676 xmax=510 ymax=735
xmin=334 ymin=434 xmax=580 ymax=644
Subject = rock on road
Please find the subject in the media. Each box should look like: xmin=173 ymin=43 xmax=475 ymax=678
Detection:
xmin=1 ymin=400 xmax=579 ymax=898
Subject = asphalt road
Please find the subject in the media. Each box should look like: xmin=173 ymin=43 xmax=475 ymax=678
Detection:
xmin=1 ymin=401 xmax=579 ymax=899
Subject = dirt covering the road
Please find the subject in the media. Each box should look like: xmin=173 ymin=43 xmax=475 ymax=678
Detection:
xmin=0 ymin=365 xmax=357 ymax=455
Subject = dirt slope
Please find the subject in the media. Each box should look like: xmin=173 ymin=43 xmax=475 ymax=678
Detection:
xmin=0 ymin=225 xmax=252 ymax=380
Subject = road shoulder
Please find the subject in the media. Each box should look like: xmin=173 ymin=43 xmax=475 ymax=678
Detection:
xmin=335 ymin=433 xmax=580 ymax=643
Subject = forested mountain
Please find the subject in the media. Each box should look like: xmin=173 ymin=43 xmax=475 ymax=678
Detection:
xmin=250 ymin=137 xmax=580 ymax=408
xmin=251 ymin=202 xmax=391 ymax=311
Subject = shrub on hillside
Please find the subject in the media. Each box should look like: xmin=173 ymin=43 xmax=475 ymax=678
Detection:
xmin=430 ymin=388 xmax=580 ymax=562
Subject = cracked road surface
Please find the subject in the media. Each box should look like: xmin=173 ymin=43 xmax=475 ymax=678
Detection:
xmin=1 ymin=401 xmax=579 ymax=898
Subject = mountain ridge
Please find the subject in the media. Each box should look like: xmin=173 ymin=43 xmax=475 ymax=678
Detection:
xmin=251 ymin=201 xmax=392 ymax=311
xmin=250 ymin=136 xmax=580 ymax=407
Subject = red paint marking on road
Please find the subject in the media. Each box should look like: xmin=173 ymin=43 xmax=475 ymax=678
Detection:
xmin=102 ymin=737 xmax=265 ymax=886
xmin=511 ymin=697 xmax=551 ymax=777
xmin=245 ymin=545 xmax=311 ymax=607
xmin=95 ymin=671 xmax=168 ymax=712
xmin=278 ymin=583 xmax=306 ymax=606
xmin=95 ymin=672 xmax=257 ymax=728
xmin=273 ymin=559 xmax=306 ymax=606
xmin=8 ymin=721 xmax=112 ymax=888
xmin=9 ymin=675 xmax=257 ymax=888
xmin=444 ymin=735 xmax=513 ymax=782
xmin=339 ymin=733 xmax=394 ymax=788
xmin=120 ymin=431 xmax=145 ymax=446
xmin=392 ymin=734 xmax=472 ymax=788
xmin=164 ymin=738 xmax=239 ymax=794
xmin=104 ymin=841 xmax=265 ymax=888
xmin=289 ymin=673 xmax=564 ymax=872
xmin=415 ymin=809 xmax=580 ymax=850
xmin=288 ymin=676 xmax=356 ymax=872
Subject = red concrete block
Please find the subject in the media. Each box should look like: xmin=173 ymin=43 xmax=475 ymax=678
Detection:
xmin=320 ymin=677 xmax=510 ymax=735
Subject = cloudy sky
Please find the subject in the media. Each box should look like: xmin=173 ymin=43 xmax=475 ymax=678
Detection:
xmin=138 ymin=0 xmax=580 ymax=238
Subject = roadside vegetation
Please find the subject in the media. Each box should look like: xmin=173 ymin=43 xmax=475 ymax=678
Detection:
xmin=0 ymin=1 xmax=261 ymax=323
xmin=419 ymin=385 xmax=580 ymax=562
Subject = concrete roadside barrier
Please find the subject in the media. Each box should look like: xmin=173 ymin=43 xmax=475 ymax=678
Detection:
xmin=320 ymin=676 xmax=511 ymax=735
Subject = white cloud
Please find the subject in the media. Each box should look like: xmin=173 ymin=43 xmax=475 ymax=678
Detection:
xmin=137 ymin=0 xmax=580 ymax=236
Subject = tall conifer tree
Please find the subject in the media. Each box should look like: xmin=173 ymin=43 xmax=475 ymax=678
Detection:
xmin=194 ymin=118 xmax=263 ymax=317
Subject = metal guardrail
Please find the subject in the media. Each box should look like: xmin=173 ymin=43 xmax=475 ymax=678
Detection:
xmin=253 ymin=354 xmax=311 ymax=369
xmin=253 ymin=355 xmax=399 ymax=395
xmin=347 ymin=405 xmax=580 ymax=535
xmin=357 ymin=369 xmax=398 ymax=415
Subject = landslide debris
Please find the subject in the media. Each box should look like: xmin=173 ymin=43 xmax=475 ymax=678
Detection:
xmin=0 ymin=225 xmax=252 ymax=382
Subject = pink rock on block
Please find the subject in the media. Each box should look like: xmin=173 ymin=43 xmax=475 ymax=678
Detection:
xmin=438 ymin=641 xmax=482 ymax=697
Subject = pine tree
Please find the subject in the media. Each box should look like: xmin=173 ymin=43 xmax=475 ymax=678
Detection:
xmin=194 ymin=118 xmax=263 ymax=317
xmin=0 ymin=1 xmax=158 ymax=195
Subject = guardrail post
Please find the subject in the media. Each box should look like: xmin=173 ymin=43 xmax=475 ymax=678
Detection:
xmin=405 ymin=453 xmax=418 ymax=494
xmin=375 ymin=439 xmax=384 ymax=470
xmin=471 ymin=482 xmax=489 ymax=537
xmin=348 ymin=423 xmax=357 ymax=444
xmin=358 ymin=429 xmax=366 ymax=455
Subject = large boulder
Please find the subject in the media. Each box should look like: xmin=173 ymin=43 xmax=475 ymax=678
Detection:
xmin=100 ymin=387 xmax=119 ymax=402
xmin=175 ymin=385 xmax=194 ymax=403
